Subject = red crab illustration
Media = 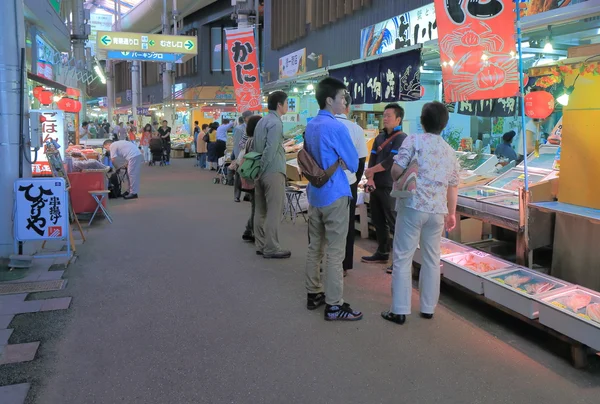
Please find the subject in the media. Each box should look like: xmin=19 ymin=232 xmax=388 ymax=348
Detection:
xmin=440 ymin=21 xmax=505 ymax=60
xmin=446 ymin=53 xmax=519 ymax=101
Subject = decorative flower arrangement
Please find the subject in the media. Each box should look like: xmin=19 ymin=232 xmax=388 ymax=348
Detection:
xmin=534 ymin=62 xmax=600 ymax=89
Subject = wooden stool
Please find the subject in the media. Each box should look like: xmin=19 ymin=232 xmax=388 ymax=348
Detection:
xmin=88 ymin=190 xmax=112 ymax=226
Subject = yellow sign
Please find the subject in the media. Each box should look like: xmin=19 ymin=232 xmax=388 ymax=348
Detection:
xmin=96 ymin=31 xmax=198 ymax=55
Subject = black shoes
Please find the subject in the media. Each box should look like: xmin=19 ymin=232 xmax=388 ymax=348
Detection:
xmin=421 ymin=313 xmax=434 ymax=319
xmin=307 ymin=293 xmax=326 ymax=310
xmin=381 ymin=311 xmax=406 ymax=325
xmin=256 ymin=250 xmax=263 ymax=256
xmin=123 ymin=193 xmax=138 ymax=200
xmin=234 ymin=197 xmax=241 ymax=203
xmin=242 ymin=232 xmax=255 ymax=242
xmin=263 ymin=250 xmax=291 ymax=259
xmin=386 ymin=265 xmax=393 ymax=274
xmin=324 ymin=303 xmax=363 ymax=321
xmin=122 ymin=191 xmax=129 ymax=197
xmin=243 ymin=194 xmax=252 ymax=202
xmin=361 ymin=252 xmax=389 ymax=264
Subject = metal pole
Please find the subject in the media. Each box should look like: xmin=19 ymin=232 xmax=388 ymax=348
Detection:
xmin=107 ymin=61 xmax=114 ymax=125
xmin=72 ymin=0 xmax=87 ymax=127
xmin=131 ymin=61 xmax=140 ymax=127
xmin=162 ymin=0 xmax=173 ymax=122
xmin=0 ymin=0 xmax=28 ymax=258
xmin=516 ymin=0 xmax=529 ymax=191
xmin=255 ymin=0 xmax=260 ymax=72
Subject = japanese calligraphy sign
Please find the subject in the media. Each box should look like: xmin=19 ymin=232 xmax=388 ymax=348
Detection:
xmin=225 ymin=27 xmax=261 ymax=112
xmin=360 ymin=4 xmax=437 ymax=58
xmin=96 ymin=32 xmax=197 ymax=55
xmin=330 ymin=49 xmax=421 ymax=105
xmin=435 ymin=0 xmax=518 ymax=102
xmin=279 ymin=49 xmax=306 ymax=79
xmin=14 ymin=178 xmax=68 ymax=241
xmin=455 ymin=97 xmax=520 ymax=117
xmin=30 ymin=110 xmax=65 ymax=176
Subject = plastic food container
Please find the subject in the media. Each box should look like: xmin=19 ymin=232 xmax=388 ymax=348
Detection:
xmin=539 ymin=287 xmax=600 ymax=351
xmin=483 ymin=268 xmax=572 ymax=319
xmin=413 ymin=238 xmax=470 ymax=274
xmin=442 ymin=252 xmax=514 ymax=294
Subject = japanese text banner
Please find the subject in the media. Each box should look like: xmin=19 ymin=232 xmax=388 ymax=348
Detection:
xmin=434 ymin=0 xmax=518 ymax=102
xmin=225 ymin=27 xmax=261 ymax=112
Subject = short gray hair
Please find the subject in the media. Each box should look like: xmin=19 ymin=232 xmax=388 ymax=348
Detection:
xmin=103 ymin=139 xmax=113 ymax=147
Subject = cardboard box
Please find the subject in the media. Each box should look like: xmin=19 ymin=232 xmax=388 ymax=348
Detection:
xmin=171 ymin=149 xmax=184 ymax=159
xmin=286 ymin=159 xmax=303 ymax=181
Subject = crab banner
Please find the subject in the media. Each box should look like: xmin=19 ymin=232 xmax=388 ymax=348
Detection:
xmin=434 ymin=0 xmax=518 ymax=102
xmin=225 ymin=27 xmax=261 ymax=113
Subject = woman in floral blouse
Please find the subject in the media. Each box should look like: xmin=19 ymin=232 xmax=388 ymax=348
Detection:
xmin=381 ymin=101 xmax=459 ymax=325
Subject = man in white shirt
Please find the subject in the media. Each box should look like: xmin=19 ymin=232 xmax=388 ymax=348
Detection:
xmin=79 ymin=121 xmax=90 ymax=144
xmin=335 ymin=93 xmax=368 ymax=275
xmin=103 ymin=140 xmax=143 ymax=200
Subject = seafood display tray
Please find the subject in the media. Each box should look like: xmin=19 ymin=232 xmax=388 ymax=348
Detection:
xmin=483 ymin=268 xmax=572 ymax=319
xmin=413 ymin=238 xmax=470 ymax=270
xmin=458 ymin=187 xmax=509 ymax=209
xmin=479 ymin=194 xmax=520 ymax=222
xmin=442 ymin=252 xmax=514 ymax=294
xmin=539 ymin=287 xmax=600 ymax=351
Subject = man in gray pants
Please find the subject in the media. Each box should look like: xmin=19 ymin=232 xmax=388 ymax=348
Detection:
xmin=304 ymin=77 xmax=362 ymax=321
xmin=103 ymin=140 xmax=143 ymax=200
xmin=253 ymin=91 xmax=290 ymax=259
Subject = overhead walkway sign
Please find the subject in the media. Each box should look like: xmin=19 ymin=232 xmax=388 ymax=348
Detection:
xmin=97 ymin=32 xmax=197 ymax=55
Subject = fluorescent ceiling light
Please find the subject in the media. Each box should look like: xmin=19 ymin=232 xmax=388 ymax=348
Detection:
xmin=543 ymin=42 xmax=554 ymax=52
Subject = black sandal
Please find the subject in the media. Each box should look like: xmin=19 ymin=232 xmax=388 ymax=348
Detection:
xmin=381 ymin=311 xmax=406 ymax=325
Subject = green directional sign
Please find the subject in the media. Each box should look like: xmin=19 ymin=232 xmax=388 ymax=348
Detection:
xmin=96 ymin=31 xmax=198 ymax=56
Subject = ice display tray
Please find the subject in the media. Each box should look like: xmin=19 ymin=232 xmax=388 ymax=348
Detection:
xmin=480 ymin=194 xmax=520 ymax=222
xmin=442 ymin=252 xmax=514 ymax=294
xmin=539 ymin=287 xmax=600 ymax=351
xmin=458 ymin=187 xmax=508 ymax=210
xmin=413 ymin=238 xmax=470 ymax=272
xmin=487 ymin=169 xmax=547 ymax=192
xmin=483 ymin=268 xmax=572 ymax=319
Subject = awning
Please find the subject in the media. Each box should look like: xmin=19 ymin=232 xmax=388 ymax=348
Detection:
xmin=27 ymin=72 xmax=68 ymax=92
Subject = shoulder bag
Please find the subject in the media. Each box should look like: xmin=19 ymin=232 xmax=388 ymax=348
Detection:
xmin=391 ymin=135 xmax=419 ymax=199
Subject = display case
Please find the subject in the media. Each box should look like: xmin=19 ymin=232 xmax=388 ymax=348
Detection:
xmin=539 ymin=287 xmax=600 ymax=351
xmin=479 ymin=194 xmax=520 ymax=221
xmin=457 ymin=186 xmax=510 ymax=209
xmin=413 ymin=238 xmax=470 ymax=271
xmin=456 ymin=152 xmax=499 ymax=183
xmin=486 ymin=168 xmax=548 ymax=192
xmin=442 ymin=252 xmax=514 ymax=294
xmin=483 ymin=268 xmax=572 ymax=319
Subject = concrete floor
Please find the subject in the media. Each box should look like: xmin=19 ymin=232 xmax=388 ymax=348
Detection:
xmin=19 ymin=159 xmax=600 ymax=403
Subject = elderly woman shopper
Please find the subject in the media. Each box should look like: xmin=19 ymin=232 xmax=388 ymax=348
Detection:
xmin=381 ymin=101 xmax=460 ymax=325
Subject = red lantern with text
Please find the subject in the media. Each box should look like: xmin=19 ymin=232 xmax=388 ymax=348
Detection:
xmin=57 ymin=97 xmax=82 ymax=113
xmin=33 ymin=86 xmax=44 ymax=100
xmin=38 ymin=90 xmax=53 ymax=105
xmin=66 ymin=87 xmax=80 ymax=97
xmin=524 ymin=91 xmax=554 ymax=119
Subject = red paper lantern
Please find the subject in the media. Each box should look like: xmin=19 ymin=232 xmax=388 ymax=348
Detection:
xmin=57 ymin=97 xmax=82 ymax=113
xmin=33 ymin=86 xmax=44 ymax=99
xmin=38 ymin=90 xmax=54 ymax=105
xmin=420 ymin=86 xmax=426 ymax=98
xmin=524 ymin=91 xmax=554 ymax=119
xmin=66 ymin=87 xmax=80 ymax=97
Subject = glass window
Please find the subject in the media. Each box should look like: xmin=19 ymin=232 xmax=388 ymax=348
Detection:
xmin=211 ymin=27 xmax=231 ymax=72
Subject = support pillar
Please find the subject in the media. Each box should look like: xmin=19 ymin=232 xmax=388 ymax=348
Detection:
xmin=162 ymin=0 xmax=173 ymax=122
xmin=131 ymin=61 xmax=140 ymax=127
xmin=0 ymin=0 xmax=28 ymax=257
xmin=72 ymin=0 xmax=87 ymax=125
xmin=106 ymin=61 xmax=114 ymax=125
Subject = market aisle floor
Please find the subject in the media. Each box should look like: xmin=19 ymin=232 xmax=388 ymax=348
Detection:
xmin=36 ymin=159 xmax=599 ymax=404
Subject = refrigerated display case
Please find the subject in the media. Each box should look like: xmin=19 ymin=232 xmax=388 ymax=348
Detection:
xmin=483 ymin=268 xmax=573 ymax=319
xmin=539 ymin=287 xmax=600 ymax=351
xmin=442 ymin=252 xmax=515 ymax=294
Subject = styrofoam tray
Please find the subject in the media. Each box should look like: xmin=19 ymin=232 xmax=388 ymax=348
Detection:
xmin=442 ymin=252 xmax=514 ymax=294
xmin=539 ymin=287 xmax=600 ymax=351
xmin=483 ymin=268 xmax=573 ymax=319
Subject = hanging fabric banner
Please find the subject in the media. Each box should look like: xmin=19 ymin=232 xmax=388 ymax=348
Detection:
xmin=329 ymin=49 xmax=421 ymax=104
xmin=434 ymin=0 xmax=518 ymax=102
xmin=225 ymin=27 xmax=261 ymax=112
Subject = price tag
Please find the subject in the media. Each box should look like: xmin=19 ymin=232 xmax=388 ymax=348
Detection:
xmin=518 ymin=174 xmax=525 ymax=179
xmin=551 ymin=301 xmax=567 ymax=310
xmin=471 ymin=251 xmax=488 ymax=258
xmin=467 ymin=154 xmax=477 ymax=160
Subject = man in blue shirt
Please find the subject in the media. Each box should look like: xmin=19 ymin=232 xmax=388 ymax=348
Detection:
xmin=303 ymin=77 xmax=362 ymax=321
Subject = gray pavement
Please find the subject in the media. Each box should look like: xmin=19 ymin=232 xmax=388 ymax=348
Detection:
xmin=13 ymin=160 xmax=600 ymax=403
